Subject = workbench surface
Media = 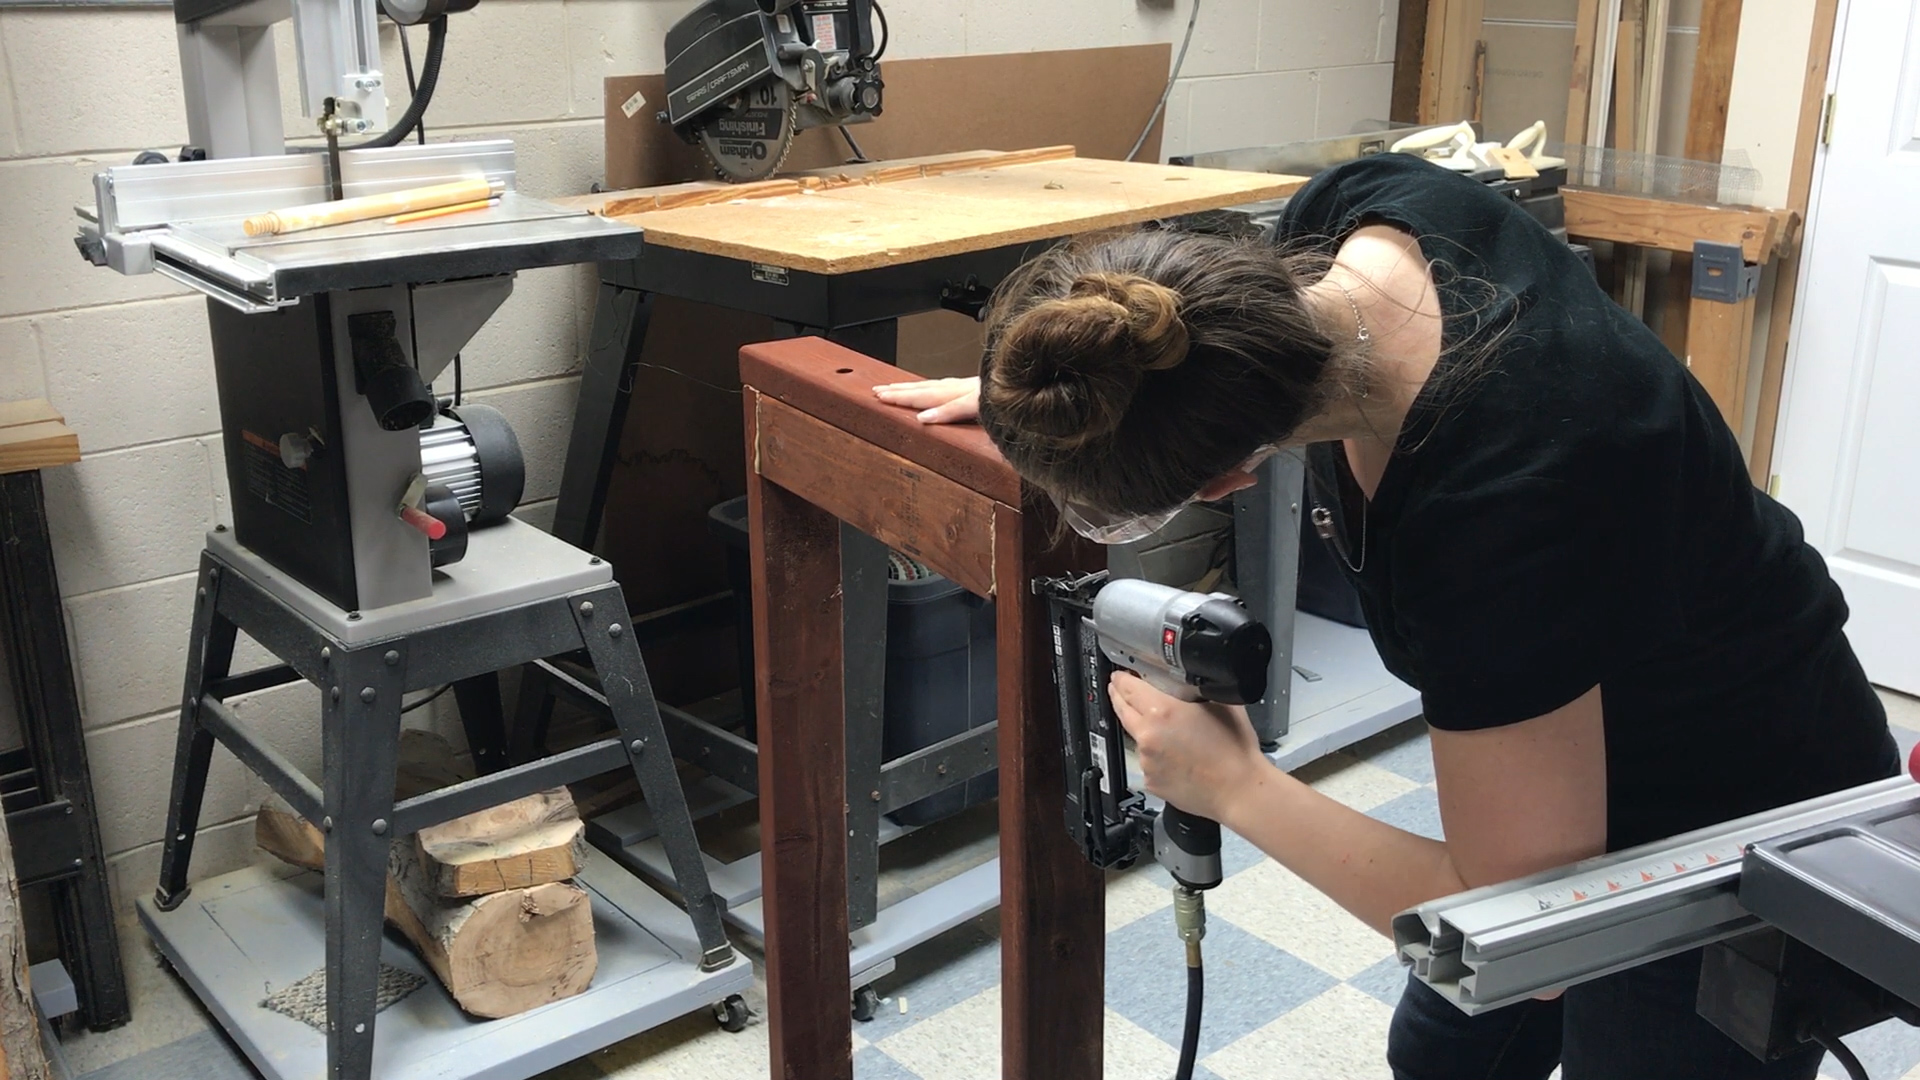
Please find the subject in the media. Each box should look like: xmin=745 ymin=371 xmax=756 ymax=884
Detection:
xmin=571 ymin=149 xmax=1309 ymax=275
xmin=0 ymin=399 xmax=79 ymax=475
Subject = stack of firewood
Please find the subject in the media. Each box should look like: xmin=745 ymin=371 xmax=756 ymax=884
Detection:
xmin=255 ymin=742 xmax=598 ymax=1019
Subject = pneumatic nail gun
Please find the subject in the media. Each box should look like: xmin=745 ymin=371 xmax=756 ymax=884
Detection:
xmin=1035 ymin=571 xmax=1273 ymax=1080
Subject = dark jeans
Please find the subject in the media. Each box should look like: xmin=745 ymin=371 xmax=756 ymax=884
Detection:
xmin=1387 ymin=949 xmax=1825 ymax=1080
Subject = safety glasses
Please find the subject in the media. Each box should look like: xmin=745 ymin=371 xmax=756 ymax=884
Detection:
xmin=1055 ymin=446 xmax=1279 ymax=545
xmin=1056 ymin=500 xmax=1191 ymax=545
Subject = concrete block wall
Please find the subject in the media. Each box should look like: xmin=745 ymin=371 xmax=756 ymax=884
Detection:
xmin=0 ymin=0 xmax=1391 ymax=917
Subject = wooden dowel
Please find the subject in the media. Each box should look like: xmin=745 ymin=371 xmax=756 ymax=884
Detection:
xmin=388 ymin=197 xmax=499 ymax=226
xmin=243 ymin=178 xmax=500 ymax=237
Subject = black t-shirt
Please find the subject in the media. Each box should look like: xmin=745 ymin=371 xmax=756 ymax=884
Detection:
xmin=1276 ymin=153 xmax=1896 ymax=851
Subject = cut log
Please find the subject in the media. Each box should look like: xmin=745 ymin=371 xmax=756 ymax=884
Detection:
xmin=415 ymin=788 xmax=588 ymax=898
xmin=254 ymin=802 xmax=596 ymax=1019
xmin=0 ymin=802 xmax=50 ymax=1080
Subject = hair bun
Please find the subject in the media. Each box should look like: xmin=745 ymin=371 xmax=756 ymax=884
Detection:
xmin=982 ymin=273 xmax=1190 ymax=452
xmin=1066 ymin=272 xmax=1190 ymax=371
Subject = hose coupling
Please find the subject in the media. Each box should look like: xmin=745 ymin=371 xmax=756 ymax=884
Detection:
xmin=1173 ymin=884 xmax=1206 ymax=949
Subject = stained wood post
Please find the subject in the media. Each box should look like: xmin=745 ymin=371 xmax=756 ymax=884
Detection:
xmin=995 ymin=503 xmax=1106 ymax=1080
xmin=746 ymin=387 xmax=854 ymax=1080
xmin=740 ymin=339 xmax=1105 ymax=1080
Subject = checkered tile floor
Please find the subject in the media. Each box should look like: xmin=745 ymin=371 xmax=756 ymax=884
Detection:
xmin=50 ymin=696 xmax=1920 ymax=1080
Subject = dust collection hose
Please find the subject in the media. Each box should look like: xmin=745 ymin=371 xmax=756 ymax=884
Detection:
xmin=1172 ymin=886 xmax=1206 ymax=1080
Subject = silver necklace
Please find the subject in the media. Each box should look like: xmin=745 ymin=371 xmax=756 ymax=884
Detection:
xmin=1336 ymin=281 xmax=1373 ymax=347
xmin=1312 ymin=281 xmax=1372 ymax=573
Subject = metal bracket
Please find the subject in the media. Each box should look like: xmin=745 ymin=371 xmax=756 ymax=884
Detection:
xmin=1692 ymin=240 xmax=1761 ymax=304
xmin=8 ymin=801 xmax=83 ymax=887
xmin=1697 ymin=928 xmax=1915 ymax=1061
xmin=938 ymin=275 xmax=993 ymax=321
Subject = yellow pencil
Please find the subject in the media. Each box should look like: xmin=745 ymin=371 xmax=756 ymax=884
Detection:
xmin=387 ymin=197 xmax=498 ymax=226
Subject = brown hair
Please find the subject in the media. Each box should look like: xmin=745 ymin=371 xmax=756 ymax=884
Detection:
xmin=979 ymin=228 xmax=1356 ymax=518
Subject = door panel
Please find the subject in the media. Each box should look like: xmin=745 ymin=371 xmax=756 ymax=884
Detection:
xmin=1776 ymin=0 xmax=1920 ymax=695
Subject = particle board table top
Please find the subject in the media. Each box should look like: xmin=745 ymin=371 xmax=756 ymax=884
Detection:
xmin=563 ymin=147 xmax=1309 ymax=275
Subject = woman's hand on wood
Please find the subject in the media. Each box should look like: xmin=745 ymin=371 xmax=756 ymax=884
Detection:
xmin=873 ymin=376 xmax=981 ymax=424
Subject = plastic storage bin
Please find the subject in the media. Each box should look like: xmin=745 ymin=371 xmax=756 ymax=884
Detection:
xmin=708 ymin=497 xmax=999 ymax=827
xmin=708 ymin=497 xmax=761 ymax=740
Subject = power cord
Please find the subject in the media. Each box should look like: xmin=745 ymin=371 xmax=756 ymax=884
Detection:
xmin=1126 ymin=0 xmax=1201 ymax=162
xmin=840 ymin=125 xmax=871 ymax=163
xmin=401 ymin=684 xmax=453 ymax=714
xmin=870 ymin=0 xmax=888 ymax=60
xmin=398 ymin=23 xmax=427 ymax=145
xmin=343 ymin=14 xmax=449 ymax=149
xmin=1810 ymin=1025 xmax=1870 ymax=1080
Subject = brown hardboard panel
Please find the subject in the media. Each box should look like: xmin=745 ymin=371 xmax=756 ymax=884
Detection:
xmin=603 ymin=44 xmax=1173 ymax=190
xmin=1657 ymin=28 xmax=1699 ymax=159
xmin=898 ymin=309 xmax=988 ymax=380
xmin=1482 ymin=22 xmax=1577 ymax=143
xmin=1485 ymin=0 xmax=1581 ymax=24
xmin=600 ymin=299 xmax=776 ymax=705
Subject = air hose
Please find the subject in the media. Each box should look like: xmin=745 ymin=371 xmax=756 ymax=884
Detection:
xmin=1172 ymin=886 xmax=1206 ymax=1080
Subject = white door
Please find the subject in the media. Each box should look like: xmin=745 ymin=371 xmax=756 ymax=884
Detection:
xmin=1774 ymin=0 xmax=1920 ymax=696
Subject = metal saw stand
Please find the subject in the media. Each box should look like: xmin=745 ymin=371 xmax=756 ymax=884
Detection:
xmin=141 ymin=520 xmax=750 ymax=1080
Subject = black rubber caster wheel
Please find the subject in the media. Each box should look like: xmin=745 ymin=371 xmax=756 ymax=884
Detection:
xmin=852 ymin=985 xmax=881 ymax=1023
xmin=714 ymin=994 xmax=750 ymax=1033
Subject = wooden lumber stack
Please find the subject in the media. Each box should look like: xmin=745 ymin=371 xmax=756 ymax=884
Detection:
xmin=0 ymin=400 xmax=80 ymax=477
xmin=255 ymin=775 xmax=597 ymax=1019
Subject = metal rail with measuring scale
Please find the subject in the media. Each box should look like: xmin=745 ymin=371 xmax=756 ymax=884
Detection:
xmin=1394 ymin=771 xmax=1920 ymax=1066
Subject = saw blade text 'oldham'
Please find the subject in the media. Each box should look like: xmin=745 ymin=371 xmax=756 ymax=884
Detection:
xmin=698 ymin=78 xmax=797 ymax=182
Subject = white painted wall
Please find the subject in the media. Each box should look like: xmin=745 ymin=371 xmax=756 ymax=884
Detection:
xmin=0 ymin=0 xmax=1391 ymax=915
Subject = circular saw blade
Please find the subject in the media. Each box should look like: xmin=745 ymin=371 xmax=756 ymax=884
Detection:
xmin=696 ymin=78 xmax=799 ymax=183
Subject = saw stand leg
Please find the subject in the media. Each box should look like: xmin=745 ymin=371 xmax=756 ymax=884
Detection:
xmin=1231 ymin=450 xmax=1305 ymax=751
xmin=153 ymin=550 xmax=735 ymax=1080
